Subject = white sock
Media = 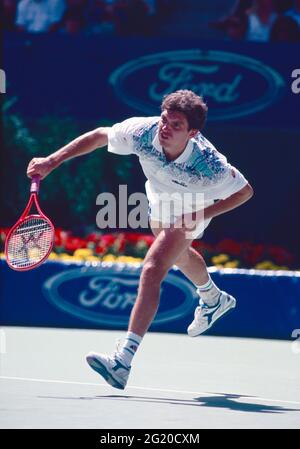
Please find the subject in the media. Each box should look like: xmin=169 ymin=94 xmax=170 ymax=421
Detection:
xmin=196 ymin=276 xmax=221 ymax=307
xmin=117 ymin=331 xmax=142 ymax=368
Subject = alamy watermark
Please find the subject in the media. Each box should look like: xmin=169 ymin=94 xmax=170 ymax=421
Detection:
xmin=0 ymin=69 xmax=6 ymax=94
xmin=291 ymin=69 xmax=300 ymax=94
xmin=96 ymin=185 xmax=206 ymax=239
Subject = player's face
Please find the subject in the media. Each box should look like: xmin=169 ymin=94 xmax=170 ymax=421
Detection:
xmin=158 ymin=109 xmax=197 ymax=152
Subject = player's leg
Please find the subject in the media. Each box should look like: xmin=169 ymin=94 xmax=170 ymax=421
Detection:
xmin=151 ymin=222 xmax=221 ymax=303
xmin=151 ymin=220 xmax=210 ymax=287
xmin=127 ymin=224 xmax=195 ymax=336
xmin=175 ymin=245 xmax=236 ymax=337
xmin=151 ymin=221 xmax=236 ymax=337
xmin=86 ymin=224 xmax=193 ymax=389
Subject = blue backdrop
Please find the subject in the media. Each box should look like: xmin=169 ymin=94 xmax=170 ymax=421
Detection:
xmin=4 ymin=34 xmax=299 ymax=127
xmin=1 ymin=260 xmax=299 ymax=340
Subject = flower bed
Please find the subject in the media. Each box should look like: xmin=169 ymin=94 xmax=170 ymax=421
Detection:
xmin=0 ymin=227 xmax=297 ymax=270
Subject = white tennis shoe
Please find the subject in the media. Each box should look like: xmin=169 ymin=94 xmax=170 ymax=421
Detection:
xmin=187 ymin=291 xmax=236 ymax=337
xmin=86 ymin=351 xmax=131 ymax=390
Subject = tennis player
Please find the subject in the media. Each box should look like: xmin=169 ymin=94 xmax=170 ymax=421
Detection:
xmin=27 ymin=90 xmax=253 ymax=390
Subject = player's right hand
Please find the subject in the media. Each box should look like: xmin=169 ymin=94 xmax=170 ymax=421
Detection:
xmin=27 ymin=157 xmax=55 ymax=180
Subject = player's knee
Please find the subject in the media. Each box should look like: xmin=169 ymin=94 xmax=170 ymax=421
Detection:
xmin=142 ymin=259 xmax=168 ymax=282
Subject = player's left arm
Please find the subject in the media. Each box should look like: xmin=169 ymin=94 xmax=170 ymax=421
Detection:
xmin=203 ymin=183 xmax=254 ymax=221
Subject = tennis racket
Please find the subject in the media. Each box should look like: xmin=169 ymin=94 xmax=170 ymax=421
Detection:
xmin=5 ymin=176 xmax=55 ymax=271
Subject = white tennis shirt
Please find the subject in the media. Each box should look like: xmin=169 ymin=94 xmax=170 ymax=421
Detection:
xmin=107 ymin=117 xmax=248 ymax=224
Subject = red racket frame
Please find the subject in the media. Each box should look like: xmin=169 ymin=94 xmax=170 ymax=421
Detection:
xmin=5 ymin=176 xmax=55 ymax=271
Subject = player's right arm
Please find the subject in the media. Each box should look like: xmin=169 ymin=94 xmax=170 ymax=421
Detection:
xmin=27 ymin=127 xmax=110 ymax=179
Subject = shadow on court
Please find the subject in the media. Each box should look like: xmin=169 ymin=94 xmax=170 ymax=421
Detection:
xmin=38 ymin=393 xmax=300 ymax=415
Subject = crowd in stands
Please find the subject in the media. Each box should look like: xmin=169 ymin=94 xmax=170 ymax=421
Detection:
xmin=213 ymin=0 xmax=300 ymax=42
xmin=2 ymin=0 xmax=175 ymax=35
xmin=2 ymin=0 xmax=300 ymax=41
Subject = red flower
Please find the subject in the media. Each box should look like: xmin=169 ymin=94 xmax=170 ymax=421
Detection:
xmin=113 ymin=233 xmax=127 ymax=253
xmin=268 ymin=245 xmax=294 ymax=265
xmin=64 ymin=237 xmax=87 ymax=252
xmin=242 ymin=244 xmax=265 ymax=265
xmin=123 ymin=233 xmax=142 ymax=244
xmin=85 ymin=232 xmax=102 ymax=243
xmin=215 ymin=239 xmax=242 ymax=256
xmin=54 ymin=228 xmax=71 ymax=247
xmin=95 ymin=244 xmax=108 ymax=255
xmin=192 ymin=240 xmax=213 ymax=253
xmin=94 ymin=234 xmax=117 ymax=254
xmin=101 ymin=234 xmax=117 ymax=246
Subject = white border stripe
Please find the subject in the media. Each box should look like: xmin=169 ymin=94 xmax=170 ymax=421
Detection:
xmin=1 ymin=376 xmax=300 ymax=406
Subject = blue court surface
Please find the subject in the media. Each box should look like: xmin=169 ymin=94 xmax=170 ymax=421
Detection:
xmin=0 ymin=327 xmax=299 ymax=429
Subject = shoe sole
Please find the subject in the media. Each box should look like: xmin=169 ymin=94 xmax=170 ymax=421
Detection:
xmin=86 ymin=355 xmax=125 ymax=390
xmin=188 ymin=296 xmax=236 ymax=337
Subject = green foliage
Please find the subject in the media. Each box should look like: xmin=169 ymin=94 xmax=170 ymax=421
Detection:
xmin=2 ymin=98 xmax=39 ymax=217
xmin=2 ymin=100 xmax=133 ymax=229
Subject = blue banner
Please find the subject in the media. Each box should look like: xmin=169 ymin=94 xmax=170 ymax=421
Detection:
xmin=4 ymin=34 xmax=299 ymax=127
xmin=1 ymin=260 xmax=299 ymax=340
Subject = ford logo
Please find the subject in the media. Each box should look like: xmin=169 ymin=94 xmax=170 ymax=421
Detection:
xmin=43 ymin=264 xmax=198 ymax=327
xmin=109 ymin=49 xmax=285 ymax=120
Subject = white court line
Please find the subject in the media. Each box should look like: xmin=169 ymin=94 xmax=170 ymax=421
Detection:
xmin=1 ymin=375 xmax=300 ymax=407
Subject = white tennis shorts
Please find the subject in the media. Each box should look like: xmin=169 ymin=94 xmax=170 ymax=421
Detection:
xmin=148 ymin=198 xmax=214 ymax=239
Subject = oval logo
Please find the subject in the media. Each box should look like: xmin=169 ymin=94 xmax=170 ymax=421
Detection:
xmin=43 ymin=265 xmax=198 ymax=327
xmin=109 ymin=49 xmax=285 ymax=120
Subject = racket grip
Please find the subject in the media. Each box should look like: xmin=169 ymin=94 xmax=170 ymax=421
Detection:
xmin=30 ymin=175 xmax=41 ymax=193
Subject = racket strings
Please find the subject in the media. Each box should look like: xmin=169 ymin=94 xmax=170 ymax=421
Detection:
xmin=7 ymin=217 xmax=53 ymax=269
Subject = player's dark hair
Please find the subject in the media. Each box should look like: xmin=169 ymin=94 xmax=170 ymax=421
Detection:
xmin=161 ymin=90 xmax=208 ymax=131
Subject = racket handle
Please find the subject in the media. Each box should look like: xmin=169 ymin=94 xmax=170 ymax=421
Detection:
xmin=30 ymin=175 xmax=41 ymax=194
